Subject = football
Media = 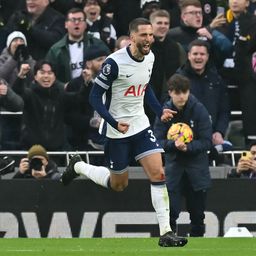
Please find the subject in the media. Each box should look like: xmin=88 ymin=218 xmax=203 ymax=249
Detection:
xmin=167 ymin=122 xmax=193 ymax=143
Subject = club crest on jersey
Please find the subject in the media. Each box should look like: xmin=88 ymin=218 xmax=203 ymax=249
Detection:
xmin=102 ymin=64 xmax=111 ymax=75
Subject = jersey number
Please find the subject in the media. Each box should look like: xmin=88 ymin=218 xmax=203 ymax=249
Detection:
xmin=148 ymin=129 xmax=156 ymax=142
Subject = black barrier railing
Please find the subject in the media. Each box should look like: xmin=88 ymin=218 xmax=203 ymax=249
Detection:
xmin=0 ymin=150 xmax=244 ymax=167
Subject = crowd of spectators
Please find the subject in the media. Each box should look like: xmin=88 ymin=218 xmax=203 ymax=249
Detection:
xmin=0 ymin=0 xmax=256 ymax=170
xmin=0 ymin=0 xmax=255 ymax=240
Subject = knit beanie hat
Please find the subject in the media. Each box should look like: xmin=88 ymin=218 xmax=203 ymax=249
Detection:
xmin=28 ymin=144 xmax=48 ymax=160
xmin=6 ymin=31 xmax=27 ymax=49
xmin=84 ymin=45 xmax=109 ymax=61
xmin=140 ymin=0 xmax=160 ymax=9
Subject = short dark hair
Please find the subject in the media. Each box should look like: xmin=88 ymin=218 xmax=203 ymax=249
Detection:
xmin=188 ymin=39 xmax=210 ymax=53
xmin=180 ymin=0 xmax=202 ymax=11
xmin=167 ymin=74 xmax=190 ymax=92
xmin=66 ymin=8 xmax=86 ymax=20
xmin=128 ymin=18 xmax=152 ymax=34
xmin=34 ymin=60 xmax=55 ymax=75
xmin=149 ymin=9 xmax=170 ymax=22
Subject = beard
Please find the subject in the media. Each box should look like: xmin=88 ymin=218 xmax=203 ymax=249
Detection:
xmin=136 ymin=42 xmax=151 ymax=56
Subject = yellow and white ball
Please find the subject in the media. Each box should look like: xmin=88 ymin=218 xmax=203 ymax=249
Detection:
xmin=167 ymin=122 xmax=193 ymax=143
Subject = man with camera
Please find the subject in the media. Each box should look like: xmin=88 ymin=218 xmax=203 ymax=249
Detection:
xmin=228 ymin=141 xmax=256 ymax=179
xmin=0 ymin=31 xmax=35 ymax=87
xmin=13 ymin=144 xmax=61 ymax=180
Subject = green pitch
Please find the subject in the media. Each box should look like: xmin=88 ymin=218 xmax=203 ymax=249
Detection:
xmin=0 ymin=238 xmax=255 ymax=256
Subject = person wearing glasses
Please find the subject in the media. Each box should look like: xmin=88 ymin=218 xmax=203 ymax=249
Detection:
xmin=4 ymin=0 xmax=65 ymax=60
xmin=46 ymin=7 xmax=109 ymax=84
xmin=228 ymin=141 xmax=256 ymax=179
xmin=167 ymin=0 xmax=231 ymax=69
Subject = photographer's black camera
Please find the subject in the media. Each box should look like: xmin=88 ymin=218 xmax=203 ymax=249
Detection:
xmin=29 ymin=158 xmax=43 ymax=171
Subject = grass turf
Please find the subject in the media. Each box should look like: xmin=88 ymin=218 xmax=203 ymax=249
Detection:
xmin=0 ymin=238 xmax=255 ymax=256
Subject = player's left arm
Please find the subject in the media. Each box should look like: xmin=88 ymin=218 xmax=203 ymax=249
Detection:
xmin=144 ymin=85 xmax=176 ymax=122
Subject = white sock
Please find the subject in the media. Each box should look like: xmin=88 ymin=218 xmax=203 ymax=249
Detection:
xmin=151 ymin=184 xmax=172 ymax=236
xmin=74 ymin=161 xmax=110 ymax=188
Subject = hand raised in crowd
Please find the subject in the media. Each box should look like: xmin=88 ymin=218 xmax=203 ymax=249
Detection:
xmin=197 ymin=27 xmax=212 ymax=40
xmin=18 ymin=63 xmax=31 ymax=79
xmin=209 ymin=13 xmax=226 ymax=29
xmin=161 ymin=109 xmax=177 ymax=122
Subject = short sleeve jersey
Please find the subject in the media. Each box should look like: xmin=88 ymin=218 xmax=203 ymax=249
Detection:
xmin=94 ymin=46 xmax=155 ymax=138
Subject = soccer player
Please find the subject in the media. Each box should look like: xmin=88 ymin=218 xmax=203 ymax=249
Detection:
xmin=61 ymin=17 xmax=188 ymax=247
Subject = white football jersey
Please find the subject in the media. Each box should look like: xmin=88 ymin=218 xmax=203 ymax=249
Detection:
xmin=95 ymin=46 xmax=154 ymax=138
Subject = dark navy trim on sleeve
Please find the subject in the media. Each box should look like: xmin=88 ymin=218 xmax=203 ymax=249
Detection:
xmin=144 ymin=84 xmax=162 ymax=119
xmin=89 ymin=57 xmax=119 ymax=130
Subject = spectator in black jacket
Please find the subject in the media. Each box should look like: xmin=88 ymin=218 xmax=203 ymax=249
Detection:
xmin=0 ymin=78 xmax=24 ymax=150
xmin=13 ymin=144 xmax=61 ymax=180
xmin=5 ymin=0 xmax=66 ymax=60
xmin=177 ymin=39 xmax=232 ymax=155
xmin=161 ymin=0 xmax=217 ymax=29
xmin=167 ymin=0 xmax=231 ymax=69
xmin=154 ymin=74 xmax=212 ymax=237
xmin=65 ymin=44 xmax=108 ymax=152
xmin=146 ymin=9 xmax=186 ymax=125
xmin=218 ymin=0 xmax=256 ymax=145
xmin=12 ymin=60 xmax=86 ymax=151
xmin=0 ymin=78 xmax=23 ymax=112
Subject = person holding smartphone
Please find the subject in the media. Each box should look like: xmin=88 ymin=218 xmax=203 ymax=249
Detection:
xmin=227 ymin=141 xmax=256 ymax=179
xmin=13 ymin=144 xmax=61 ymax=180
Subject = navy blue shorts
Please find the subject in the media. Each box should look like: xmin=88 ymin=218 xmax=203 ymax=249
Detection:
xmin=104 ymin=127 xmax=164 ymax=173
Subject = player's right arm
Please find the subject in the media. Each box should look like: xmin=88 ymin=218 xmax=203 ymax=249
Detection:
xmin=89 ymin=58 xmax=124 ymax=132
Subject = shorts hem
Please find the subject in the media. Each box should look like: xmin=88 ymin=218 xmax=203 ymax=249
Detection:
xmin=109 ymin=168 xmax=128 ymax=174
xmin=135 ymin=148 xmax=164 ymax=161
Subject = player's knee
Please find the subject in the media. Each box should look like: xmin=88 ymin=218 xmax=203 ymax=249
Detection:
xmin=110 ymin=181 xmax=128 ymax=192
xmin=150 ymin=171 xmax=166 ymax=182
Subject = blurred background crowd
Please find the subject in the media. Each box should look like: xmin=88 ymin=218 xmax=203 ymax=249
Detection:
xmin=0 ymin=0 xmax=256 ymax=172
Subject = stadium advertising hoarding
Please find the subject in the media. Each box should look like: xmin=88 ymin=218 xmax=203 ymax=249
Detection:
xmin=0 ymin=179 xmax=255 ymax=238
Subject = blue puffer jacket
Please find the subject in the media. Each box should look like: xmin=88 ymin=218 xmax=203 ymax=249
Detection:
xmin=154 ymin=94 xmax=212 ymax=191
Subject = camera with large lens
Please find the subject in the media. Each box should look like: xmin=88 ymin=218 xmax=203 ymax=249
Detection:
xmin=29 ymin=158 xmax=43 ymax=171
